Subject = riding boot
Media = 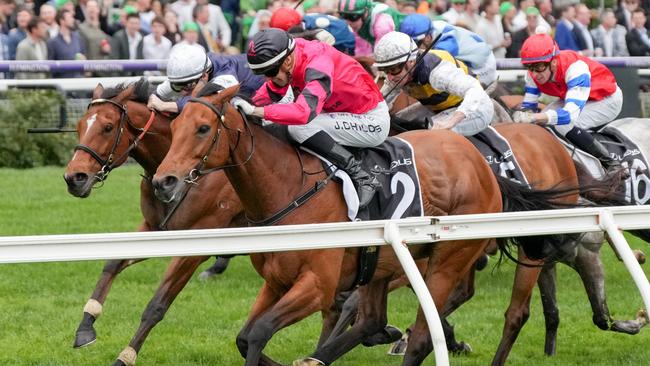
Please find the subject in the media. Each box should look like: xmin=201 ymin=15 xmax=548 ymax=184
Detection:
xmin=565 ymin=126 xmax=627 ymax=177
xmin=301 ymin=131 xmax=381 ymax=209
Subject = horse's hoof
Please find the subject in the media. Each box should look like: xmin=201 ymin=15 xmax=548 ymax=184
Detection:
xmin=73 ymin=328 xmax=97 ymax=348
xmin=198 ymin=270 xmax=216 ymax=281
xmin=610 ymin=320 xmax=641 ymax=335
xmin=475 ymin=254 xmax=489 ymax=271
xmin=450 ymin=341 xmax=472 ymax=355
xmin=73 ymin=313 xmax=97 ymax=348
xmin=111 ymin=361 xmax=127 ymax=366
xmin=387 ymin=331 xmax=409 ymax=356
xmin=291 ymin=357 xmax=325 ymax=366
xmin=362 ymin=325 xmax=403 ymax=347
xmin=634 ymin=250 xmax=646 ymax=264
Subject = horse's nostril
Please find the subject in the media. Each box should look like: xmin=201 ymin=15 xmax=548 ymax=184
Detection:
xmin=74 ymin=172 xmax=89 ymax=183
xmin=162 ymin=175 xmax=178 ymax=189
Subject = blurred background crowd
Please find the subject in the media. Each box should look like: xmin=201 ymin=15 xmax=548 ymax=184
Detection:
xmin=2 ymin=0 xmax=650 ymax=78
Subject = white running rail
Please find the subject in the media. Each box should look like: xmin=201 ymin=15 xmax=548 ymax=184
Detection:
xmin=1 ymin=205 xmax=649 ymax=366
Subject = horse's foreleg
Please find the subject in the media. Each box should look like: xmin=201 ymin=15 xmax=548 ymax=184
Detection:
xmin=537 ymin=264 xmax=559 ymax=356
xmin=491 ymin=248 xmax=542 ymax=366
xmin=111 ymin=255 xmax=209 ymax=366
xmin=235 ymin=282 xmax=283 ymax=366
xmin=320 ymin=290 xmax=359 ymax=346
xmin=402 ymin=240 xmax=487 ymax=366
xmin=73 ymin=258 xmax=146 ymax=348
xmin=307 ymin=280 xmax=390 ymax=365
xmin=243 ymin=271 xmax=334 ymax=366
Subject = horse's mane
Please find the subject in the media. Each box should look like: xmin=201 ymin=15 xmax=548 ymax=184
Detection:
xmin=194 ymin=82 xmax=293 ymax=144
xmin=100 ymin=78 xmax=152 ymax=103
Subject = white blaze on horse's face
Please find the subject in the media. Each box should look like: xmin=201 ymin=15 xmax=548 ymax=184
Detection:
xmin=85 ymin=113 xmax=98 ymax=133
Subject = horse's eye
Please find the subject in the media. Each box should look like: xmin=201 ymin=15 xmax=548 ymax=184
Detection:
xmin=197 ymin=124 xmax=211 ymax=134
xmin=103 ymin=124 xmax=113 ymax=133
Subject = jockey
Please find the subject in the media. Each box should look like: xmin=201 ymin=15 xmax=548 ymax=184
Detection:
xmin=232 ymin=28 xmax=390 ymax=208
xmin=399 ymin=13 xmax=497 ymax=88
xmin=337 ymin=0 xmax=406 ymax=46
xmin=514 ymin=33 xmax=624 ymax=174
xmin=147 ymin=43 xmax=265 ymax=113
xmin=269 ymin=7 xmax=356 ymax=55
xmin=376 ymin=31 xmax=493 ymax=136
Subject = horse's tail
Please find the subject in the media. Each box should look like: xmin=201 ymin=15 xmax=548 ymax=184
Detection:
xmin=573 ymin=160 xmax=628 ymax=205
xmin=495 ymin=176 xmax=586 ymax=263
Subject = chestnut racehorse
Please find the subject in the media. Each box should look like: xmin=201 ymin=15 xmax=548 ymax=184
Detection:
xmin=152 ymin=82 xmax=580 ymax=365
xmin=64 ymin=79 xmax=246 ymax=366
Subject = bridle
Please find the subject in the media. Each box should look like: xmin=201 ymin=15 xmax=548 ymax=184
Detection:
xmin=74 ymin=98 xmax=156 ymax=184
xmin=182 ymin=95 xmax=255 ymax=184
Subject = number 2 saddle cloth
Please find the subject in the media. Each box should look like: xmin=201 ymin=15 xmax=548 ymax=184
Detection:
xmin=320 ymin=136 xmax=424 ymax=222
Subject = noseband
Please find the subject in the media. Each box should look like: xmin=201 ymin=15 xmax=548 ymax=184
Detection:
xmin=74 ymin=98 xmax=156 ymax=183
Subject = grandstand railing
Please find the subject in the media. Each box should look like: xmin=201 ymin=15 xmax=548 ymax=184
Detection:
xmin=1 ymin=205 xmax=649 ymax=366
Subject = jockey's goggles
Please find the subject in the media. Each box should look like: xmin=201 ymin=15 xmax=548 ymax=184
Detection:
xmin=524 ymin=62 xmax=550 ymax=73
xmin=171 ymin=79 xmax=200 ymax=93
xmin=379 ymin=62 xmax=408 ymax=76
xmin=340 ymin=12 xmax=363 ymax=21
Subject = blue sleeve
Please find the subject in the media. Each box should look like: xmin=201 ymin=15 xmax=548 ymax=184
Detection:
xmin=176 ymin=96 xmax=190 ymax=112
xmin=436 ymin=35 xmax=459 ymax=57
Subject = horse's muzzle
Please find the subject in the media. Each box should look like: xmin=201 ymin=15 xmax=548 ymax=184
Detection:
xmin=64 ymin=172 xmax=92 ymax=198
xmin=152 ymin=175 xmax=181 ymax=203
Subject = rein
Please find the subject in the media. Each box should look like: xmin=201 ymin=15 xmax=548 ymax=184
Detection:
xmin=74 ymin=98 xmax=157 ymax=183
xmin=184 ymin=95 xmax=335 ymax=226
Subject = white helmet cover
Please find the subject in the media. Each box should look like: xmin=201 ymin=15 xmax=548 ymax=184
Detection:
xmin=374 ymin=31 xmax=419 ymax=68
xmin=167 ymin=44 xmax=210 ymax=83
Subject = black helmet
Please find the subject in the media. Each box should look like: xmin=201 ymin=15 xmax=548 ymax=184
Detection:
xmin=247 ymin=28 xmax=296 ymax=77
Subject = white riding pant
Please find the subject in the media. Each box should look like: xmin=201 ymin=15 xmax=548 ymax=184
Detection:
xmin=426 ymin=104 xmax=493 ymax=136
xmin=288 ymin=101 xmax=390 ymax=147
xmin=470 ymin=53 xmax=497 ymax=87
xmin=550 ymin=86 xmax=623 ymax=136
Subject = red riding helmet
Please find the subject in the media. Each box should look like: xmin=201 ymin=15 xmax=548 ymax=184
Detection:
xmin=520 ymin=33 xmax=558 ymax=64
xmin=270 ymin=7 xmax=302 ymax=31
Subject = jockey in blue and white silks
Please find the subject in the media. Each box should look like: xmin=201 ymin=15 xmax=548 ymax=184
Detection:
xmin=302 ymin=13 xmax=356 ymax=55
xmin=400 ymin=13 xmax=496 ymax=87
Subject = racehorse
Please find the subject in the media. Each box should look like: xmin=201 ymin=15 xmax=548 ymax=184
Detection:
xmin=152 ymin=82 xmax=581 ymax=365
xmin=63 ymin=79 xmax=246 ymax=365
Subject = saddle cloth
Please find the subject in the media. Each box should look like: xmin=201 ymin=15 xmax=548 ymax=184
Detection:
xmin=550 ymin=120 xmax=650 ymax=205
xmin=467 ymin=126 xmax=530 ymax=187
xmin=318 ymin=136 xmax=424 ymax=221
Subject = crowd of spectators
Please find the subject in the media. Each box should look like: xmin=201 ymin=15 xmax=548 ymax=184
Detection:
xmin=2 ymin=0 xmax=650 ymax=78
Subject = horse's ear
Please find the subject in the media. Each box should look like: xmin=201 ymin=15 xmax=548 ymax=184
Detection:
xmin=93 ymin=83 xmax=104 ymax=100
xmin=115 ymin=83 xmax=135 ymax=103
xmin=218 ymin=84 xmax=241 ymax=103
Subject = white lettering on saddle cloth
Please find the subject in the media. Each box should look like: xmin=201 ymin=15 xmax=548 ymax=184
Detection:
xmin=623 ymin=158 xmax=650 ymax=205
xmin=390 ymin=157 xmax=412 ymax=169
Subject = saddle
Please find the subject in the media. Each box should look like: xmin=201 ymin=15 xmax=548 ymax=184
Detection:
xmin=550 ymin=120 xmax=650 ymax=205
xmin=467 ymin=126 xmax=530 ymax=187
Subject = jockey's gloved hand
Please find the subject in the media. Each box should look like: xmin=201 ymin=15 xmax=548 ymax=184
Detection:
xmin=232 ymin=97 xmax=256 ymax=115
xmin=512 ymin=110 xmax=535 ymax=123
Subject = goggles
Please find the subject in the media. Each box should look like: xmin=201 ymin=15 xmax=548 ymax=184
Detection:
xmin=340 ymin=12 xmax=363 ymax=21
xmin=378 ymin=62 xmax=407 ymax=76
xmin=171 ymin=79 xmax=200 ymax=93
xmin=524 ymin=62 xmax=550 ymax=73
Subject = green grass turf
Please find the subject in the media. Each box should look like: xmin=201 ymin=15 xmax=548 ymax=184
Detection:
xmin=0 ymin=165 xmax=648 ymax=365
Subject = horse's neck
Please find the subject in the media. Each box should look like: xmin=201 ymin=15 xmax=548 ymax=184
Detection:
xmin=129 ymin=110 xmax=172 ymax=177
xmin=224 ymin=122 xmax=310 ymax=221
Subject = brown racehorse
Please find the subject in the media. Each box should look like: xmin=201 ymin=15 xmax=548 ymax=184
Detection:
xmin=63 ymin=79 xmax=246 ymax=366
xmin=152 ymin=82 xmax=580 ymax=365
